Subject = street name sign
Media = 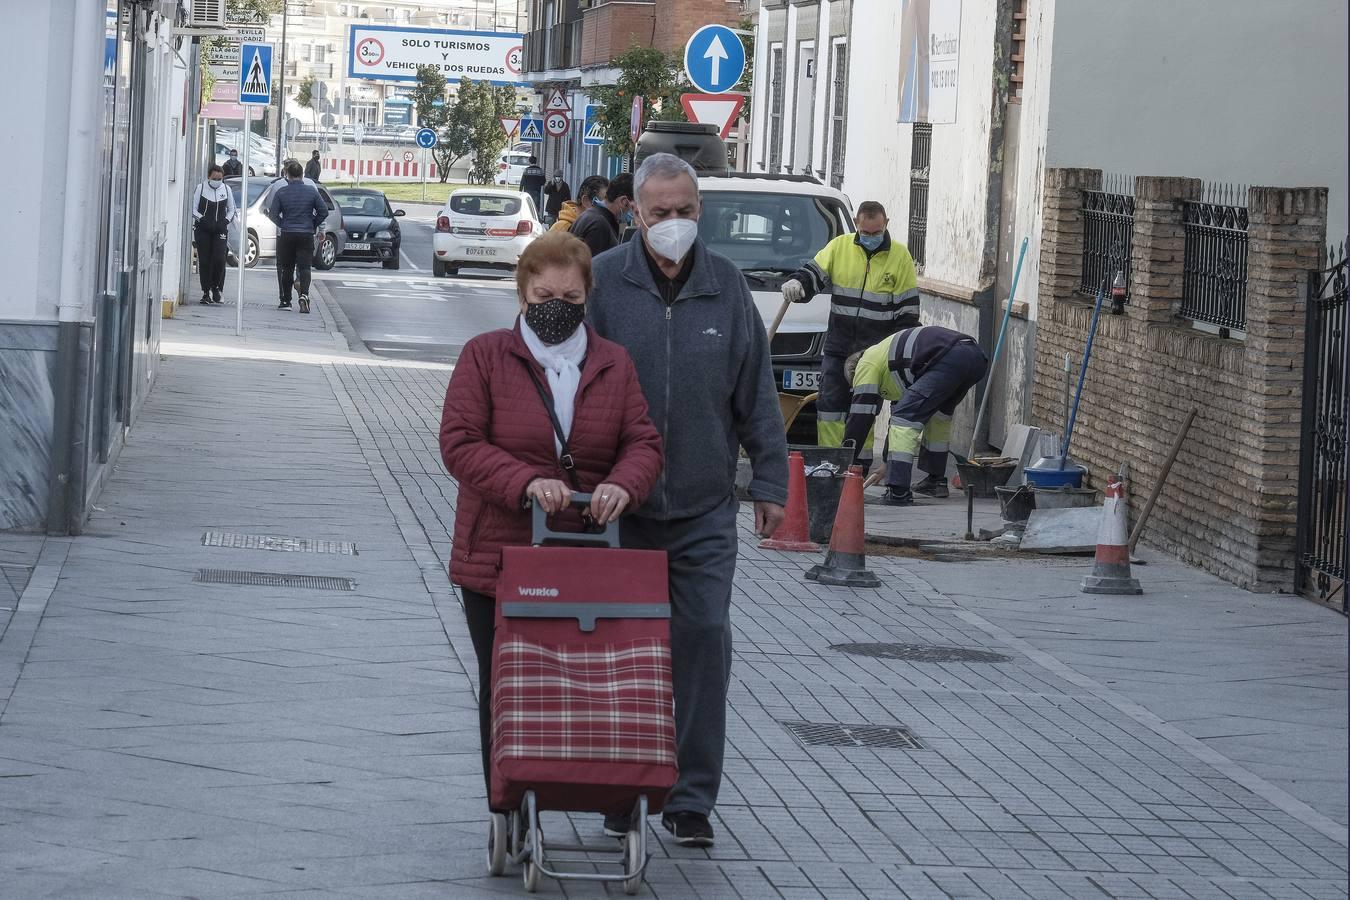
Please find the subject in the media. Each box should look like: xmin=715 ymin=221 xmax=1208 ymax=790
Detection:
xmin=683 ymin=24 xmax=745 ymax=95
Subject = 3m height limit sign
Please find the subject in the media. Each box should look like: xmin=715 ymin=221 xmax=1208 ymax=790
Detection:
xmin=348 ymin=25 xmax=523 ymax=85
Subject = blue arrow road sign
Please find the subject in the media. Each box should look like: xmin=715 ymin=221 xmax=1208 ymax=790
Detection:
xmin=684 ymin=24 xmax=745 ymax=95
xmin=582 ymin=105 xmax=604 ymax=146
xmin=238 ymin=42 xmax=273 ymax=105
xmin=519 ymin=116 xmax=544 ymax=143
xmin=416 ymin=127 xmax=437 ymax=149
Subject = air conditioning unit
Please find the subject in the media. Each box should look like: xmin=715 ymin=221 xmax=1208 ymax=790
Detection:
xmin=188 ymin=0 xmax=227 ymax=28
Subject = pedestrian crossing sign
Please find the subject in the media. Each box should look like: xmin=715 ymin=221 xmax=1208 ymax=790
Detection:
xmin=238 ymin=42 xmax=273 ymax=105
xmin=519 ymin=116 xmax=544 ymax=143
xmin=582 ymin=104 xmax=604 ymax=146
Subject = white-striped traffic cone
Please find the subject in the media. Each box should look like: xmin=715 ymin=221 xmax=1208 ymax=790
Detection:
xmin=1081 ymin=475 xmax=1142 ymax=595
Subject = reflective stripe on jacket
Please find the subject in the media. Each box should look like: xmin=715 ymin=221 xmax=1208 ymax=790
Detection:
xmin=790 ymin=231 xmax=920 ymax=356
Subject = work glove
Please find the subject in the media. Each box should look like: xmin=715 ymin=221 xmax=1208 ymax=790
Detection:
xmin=781 ymin=279 xmax=806 ymax=303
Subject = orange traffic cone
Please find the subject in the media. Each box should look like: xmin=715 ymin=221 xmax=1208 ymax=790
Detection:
xmin=1081 ymin=475 xmax=1142 ymax=594
xmin=805 ymin=466 xmax=881 ymax=587
xmin=761 ymin=451 xmax=818 ymax=552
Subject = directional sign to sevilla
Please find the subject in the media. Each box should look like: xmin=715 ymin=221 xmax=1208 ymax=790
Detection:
xmin=683 ymin=24 xmax=745 ymax=95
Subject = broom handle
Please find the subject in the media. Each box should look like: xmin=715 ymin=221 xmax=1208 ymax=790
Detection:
xmin=1059 ymin=279 xmax=1107 ymax=469
xmin=768 ymin=297 xmax=792 ymax=342
xmin=967 ymin=236 xmax=1029 ymax=460
xmin=1128 ymin=408 xmax=1197 ymax=552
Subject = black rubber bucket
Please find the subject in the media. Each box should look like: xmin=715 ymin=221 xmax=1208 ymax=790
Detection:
xmin=791 ymin=444 xmax=854 ymax=545
xmin=994 ymin=484 xmax=1035 ymax=523
xmin=955 ymin=458 xmax=1017 ymax=499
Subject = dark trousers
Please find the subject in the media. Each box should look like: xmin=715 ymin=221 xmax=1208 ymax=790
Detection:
xmin=276 ymin=232 xmax=314 ymax=301
xmin=461 ymin=587 xmax=496 ymax=800
xmin=194 ymin=227 xmax=227 ymax=297
xmin=887 ymin=341 xmax=988 ymax=489
xmin=622 ymin=495 xmax=739 ymax=816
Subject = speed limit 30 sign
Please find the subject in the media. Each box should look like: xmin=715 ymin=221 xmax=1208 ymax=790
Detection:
xmin=544 ymin=111 xmax=569 ymax=137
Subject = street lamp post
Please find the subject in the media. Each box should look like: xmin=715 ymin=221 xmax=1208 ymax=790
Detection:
xmin=275 ymin=1 xmax=288 ymax=174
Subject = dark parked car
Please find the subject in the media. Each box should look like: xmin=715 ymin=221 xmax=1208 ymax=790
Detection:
xmin=330 ymin=188 xmax=405 ymax=269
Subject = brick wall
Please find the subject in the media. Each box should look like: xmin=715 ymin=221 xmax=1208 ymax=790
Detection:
xmin=1031 ymin=168 xmax=1328 ymax=592
xmin=581 ymin=2 xmax=656 ymax=68
xmin=652 ymin=0 xmax=740 ymax=58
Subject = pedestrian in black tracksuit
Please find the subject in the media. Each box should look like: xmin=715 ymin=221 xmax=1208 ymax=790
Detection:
xmin=191 ymin=164 xmax=237 ymax=305
xmin=267 ymin=161 xmax=328 ymax=313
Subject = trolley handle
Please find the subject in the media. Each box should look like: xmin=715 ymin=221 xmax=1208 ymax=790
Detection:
xmin=530 ymin=493 xmax=620 ymax=548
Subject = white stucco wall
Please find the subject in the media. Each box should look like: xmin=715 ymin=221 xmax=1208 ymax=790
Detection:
xmin=1004 ymin=0 xmax=1056 ymax=318
xmin=843 ymin=0 xmax=998 ymax=290
xmin=1045 ymin=0 xmax=1348 ymax=242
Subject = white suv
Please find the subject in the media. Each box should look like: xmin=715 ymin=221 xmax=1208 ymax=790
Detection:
xmin=694 ymin=173 xmax=855 ymax=438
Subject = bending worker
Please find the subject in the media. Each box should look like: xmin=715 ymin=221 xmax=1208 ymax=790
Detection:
xmin=781 ymin=201 xmax=920 ymax=448
xmin=843 ymin=324 xmax=988 ymax=505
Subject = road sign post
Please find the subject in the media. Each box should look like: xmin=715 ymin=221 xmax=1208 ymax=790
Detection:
xmin=354 ymin=121 xmax=365 ymax=186
xmin=582 ymin=104 xmax=604 ymax=146
xmin=519 ymin=116 xmax=544 ymax=143
xmin=415 ymin=127 xmax=437 ymax=200
xmin=237 ymin=42 xmax=274 ymax=336
xmin=683 ymin=24 xmax=746 ymax=95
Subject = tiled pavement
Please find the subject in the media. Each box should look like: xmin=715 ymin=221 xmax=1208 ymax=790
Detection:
xmin=0 ymin=282 xmax=1344 ymax=898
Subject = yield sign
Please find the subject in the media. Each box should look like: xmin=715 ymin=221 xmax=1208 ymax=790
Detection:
xmin=544 ymin=88 xmax=571 ymax=113
xmin=499 ymin=117 xmax=520 ymax=137
xmin=679 ymin=93 xmax=746 ymax=140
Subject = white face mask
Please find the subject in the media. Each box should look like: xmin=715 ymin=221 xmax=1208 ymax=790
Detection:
xmin=643 ymin=216 xmax=699 ymax=263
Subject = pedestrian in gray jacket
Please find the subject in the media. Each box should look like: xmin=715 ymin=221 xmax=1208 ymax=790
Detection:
xmin=586 ymin=152 xmax=788 ymax=848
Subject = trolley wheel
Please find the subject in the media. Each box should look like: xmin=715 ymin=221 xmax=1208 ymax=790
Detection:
xmin=487 ymin=813 xmax=507 ymax=876
xmin=622 ymin=830 xmax=644 ymax=895
xmin=522 ymin=859 xmax=541 ymax=893
xmin=508 ymin=810 xmax=525 ymax=858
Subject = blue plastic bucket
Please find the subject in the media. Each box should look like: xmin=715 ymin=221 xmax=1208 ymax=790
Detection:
xmin=1024 ymin=464 xmax=1085 ymax=489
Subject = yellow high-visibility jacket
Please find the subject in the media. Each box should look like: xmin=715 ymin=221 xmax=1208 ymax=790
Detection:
xmin=789 ymin=231 xmax=920 ymax=357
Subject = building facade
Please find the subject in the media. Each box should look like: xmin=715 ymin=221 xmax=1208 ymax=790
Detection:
xmin=522 ymin=0 xmax=746 ymax=184
xmin=1 ymin=0 xmax=191 ymax=534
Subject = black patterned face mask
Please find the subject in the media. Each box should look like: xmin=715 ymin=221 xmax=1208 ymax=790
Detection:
xmin=524 ymin=297 xmax=585 ymax=344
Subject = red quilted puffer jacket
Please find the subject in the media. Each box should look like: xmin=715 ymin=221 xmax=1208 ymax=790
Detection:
xmin=439 ymin=321 xmax=663 ymax=597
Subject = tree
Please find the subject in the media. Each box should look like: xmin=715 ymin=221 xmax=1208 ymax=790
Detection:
xmin=440 ymin=78 xmax=523 ymax=186
xmin=588 ymin=46 xmax=687 ymax=160
xmin=296 ymin=75 xmax=315 ymax=111
xmin=733 ymin=18 xmax=754 ymax=122
xmin=410 ymin=65 xmax=447 ymax=129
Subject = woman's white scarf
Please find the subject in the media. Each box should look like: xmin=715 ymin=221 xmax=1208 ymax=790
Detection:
xmin=519 ymin=317 xmax=587 ymax=456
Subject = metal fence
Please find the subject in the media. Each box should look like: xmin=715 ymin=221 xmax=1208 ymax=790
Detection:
xmin=907 ymin=123 xmax=932 ymax=269
xmin=1181 ymin=183 xmax=1250 ymax=332
xmin=1079 ymin=174 xmax=1135 ymax=298
xmin=1297 ymin=239 xmax=1349 ymax=610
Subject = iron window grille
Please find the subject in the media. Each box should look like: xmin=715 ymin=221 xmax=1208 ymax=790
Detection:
xmin=828 ymin=42 xmax=848 ymax=190
xmin=907 ymin=123 xmax=932 ymax=270
xmin=1079 ymin=173 xmax=1135 ymax=300
xmin=1181 ymin=183 xmax=1249 ymax=334
xmin=768 ymin=46 xmax=785 ymax=173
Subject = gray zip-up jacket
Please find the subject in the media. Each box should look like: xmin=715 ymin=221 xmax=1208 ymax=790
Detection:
xmin=587 ymin=236 xmax=788 ymax=520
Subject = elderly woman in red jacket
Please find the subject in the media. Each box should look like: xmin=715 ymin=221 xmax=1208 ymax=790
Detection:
xmin=439 ymin=231 xmax=663 ymax=802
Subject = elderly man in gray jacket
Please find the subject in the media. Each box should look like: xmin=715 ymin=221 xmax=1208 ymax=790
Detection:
xmin=587 ymin=152 xmax=788 ymax=847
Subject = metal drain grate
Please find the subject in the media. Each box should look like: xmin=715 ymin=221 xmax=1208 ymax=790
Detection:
xmin=194 ymin=569 xmax=355 ymax=591
xmin=830 ymin=642 xmax=1011 ymax=664
xmin=782 ymin=721 xmax=925 ymax=751
xmin=202 ymin=532 xmax=358 ymax=555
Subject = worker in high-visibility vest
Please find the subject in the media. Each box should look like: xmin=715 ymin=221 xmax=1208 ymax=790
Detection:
xmin=780 ymin=201 xmax=919 ymax=448
xmin=843 ymin=324 xmax=987 ymax=505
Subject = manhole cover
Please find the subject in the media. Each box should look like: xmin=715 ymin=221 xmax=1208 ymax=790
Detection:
xmin=194 ymin=570 xmax=355 ymax=591
xmin=782 ymin=721 xmax=924 ymax=750
xmin=830 ymin=642 xmax=1011 ymax=663
xmin=202 ymin=532 xmax=358 ymax=555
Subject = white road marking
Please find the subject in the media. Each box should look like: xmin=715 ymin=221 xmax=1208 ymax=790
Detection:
xmin=400 ymin=247 xmax=419 ymax=270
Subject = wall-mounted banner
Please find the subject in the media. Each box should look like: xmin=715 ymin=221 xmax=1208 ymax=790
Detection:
xmin=348 ymin=25 xmax=524 ymax=85
xmin=897 ymin=0 xmax=961 ymax=124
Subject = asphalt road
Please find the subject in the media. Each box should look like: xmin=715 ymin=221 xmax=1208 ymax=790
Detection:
xmin=315 ymin=204 xmax=520 ymax=363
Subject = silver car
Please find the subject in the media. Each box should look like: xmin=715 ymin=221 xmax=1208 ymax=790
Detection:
xmin=225 ymin=177 xmax=346 ymax=270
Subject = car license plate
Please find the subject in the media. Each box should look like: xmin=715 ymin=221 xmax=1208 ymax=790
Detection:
xmin=782 ymin=370 xmax=822 ymax=390
xmin=466 ymin=246 xmax=498 ymax=257
xmin=347 ymin=242 xmax=371 ymax=251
